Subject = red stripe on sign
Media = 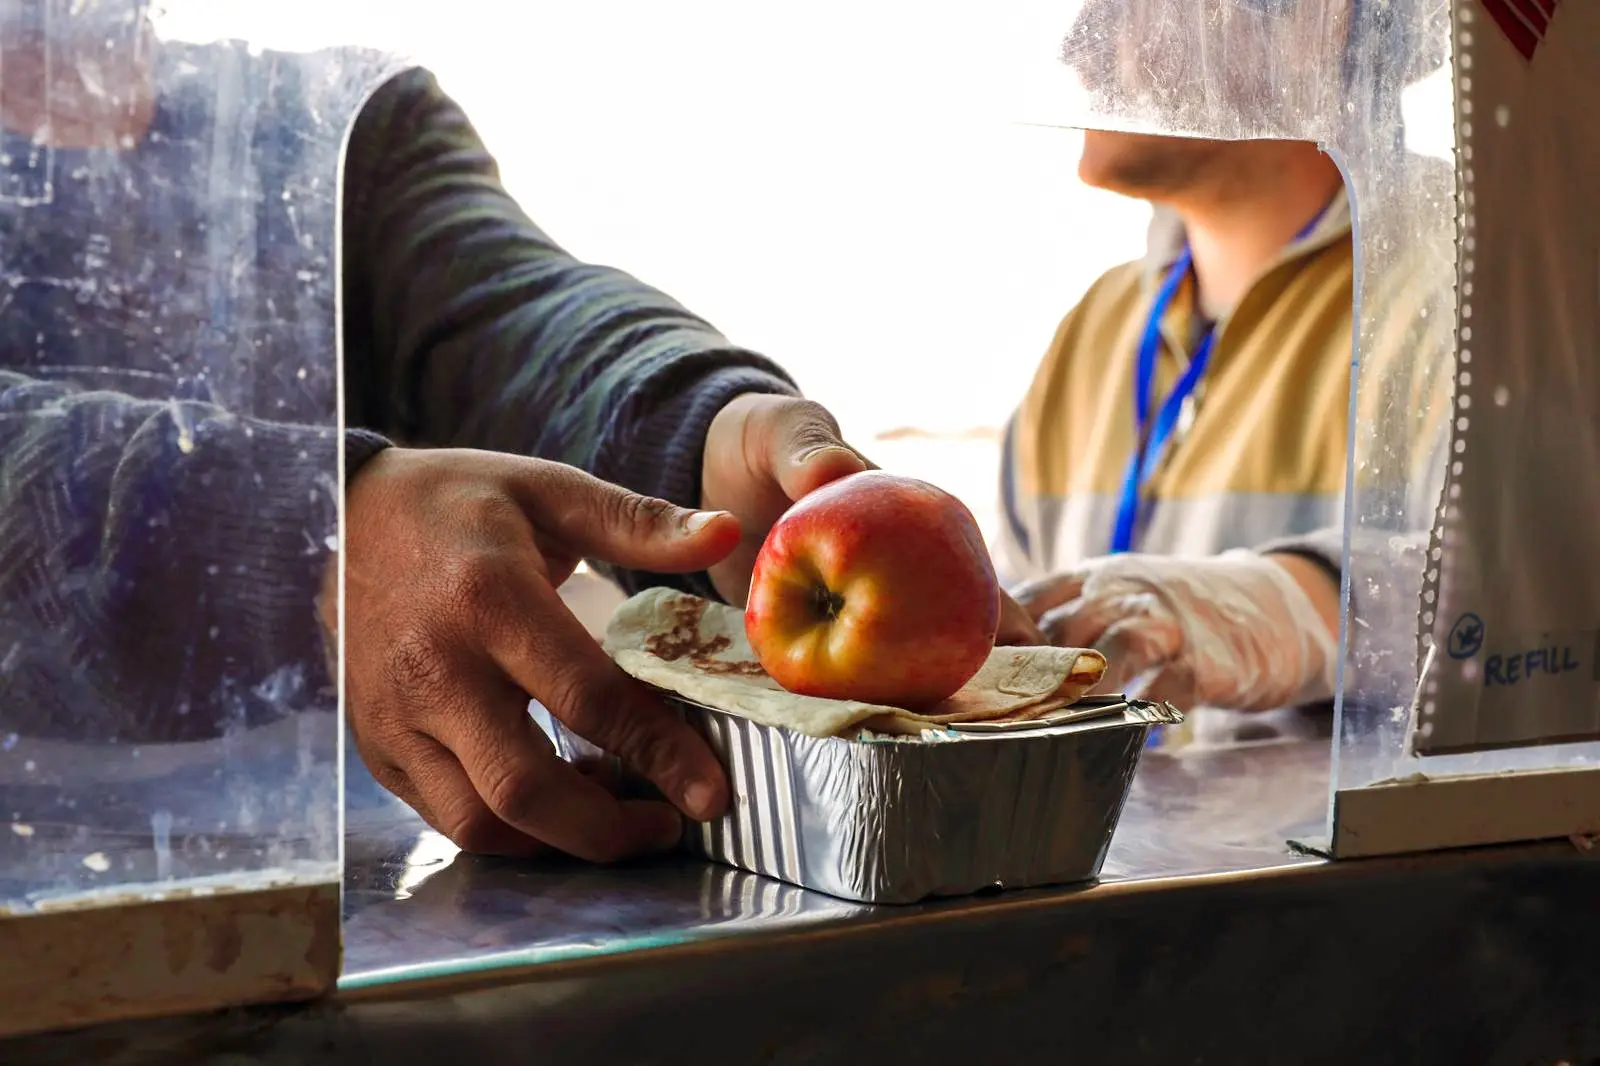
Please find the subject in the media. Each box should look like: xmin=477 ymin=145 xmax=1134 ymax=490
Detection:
xmin=1478 ymin=0 xmax=1560 ymax=61
xmin=1505 ymin=0 xmax=1551 ymax=32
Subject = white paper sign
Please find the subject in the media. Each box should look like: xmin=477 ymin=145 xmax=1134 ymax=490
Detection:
xmin=1416 ymin=0 xmax=1600 ymax=754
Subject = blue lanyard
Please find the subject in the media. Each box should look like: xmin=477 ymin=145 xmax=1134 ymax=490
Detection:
xmin=1110 ymin=203 xmax=1333 ymax=554
xmin=1109 ymin=249 xmax=1211 ymax=554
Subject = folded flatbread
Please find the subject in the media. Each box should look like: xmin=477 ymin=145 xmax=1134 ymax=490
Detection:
xmin=604 ymin=588 xmax=1107 ymax=739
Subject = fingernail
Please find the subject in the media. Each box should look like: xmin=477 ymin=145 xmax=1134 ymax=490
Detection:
xmin=683 ymin=779 xmax=721 ymax=820
xmin=683 ymin=510 xmax=729 ymax=535
xmin=795 ymin=444 xmax=855 ymax=465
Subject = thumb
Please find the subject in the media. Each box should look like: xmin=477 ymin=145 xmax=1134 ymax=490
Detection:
xmin=768 ymin=400 xmax=872 ymax=500
xmin=529 ymin=465 xmax=743 ymax=575
xmin=1083 ymin=616 xmax=1184 ymax=699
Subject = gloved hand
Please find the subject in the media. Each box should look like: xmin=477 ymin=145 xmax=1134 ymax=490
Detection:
xmin=1009 ymin=551 xmax=1338 ymax=711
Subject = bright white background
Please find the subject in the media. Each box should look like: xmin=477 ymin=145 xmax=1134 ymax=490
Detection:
xmin=153 ymin=1 xmax=1451 ymax=547
xmin=151 ymin=0 xmax=1152 ymax=543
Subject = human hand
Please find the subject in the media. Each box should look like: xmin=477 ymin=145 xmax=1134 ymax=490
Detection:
xmin=995 ymin=589 xmax=1048 ymax=647
xmin=326 ymin=447 xmax=742 ymax=860
xmin=699 ymin=394 xmax=1043 ymax=645
xmin=699 ymin=394 xmax=869 ymax=605
xmin=1009 ymin=551 xmax=1338 ymax=711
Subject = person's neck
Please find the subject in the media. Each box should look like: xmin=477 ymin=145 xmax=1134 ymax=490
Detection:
xmin=1166 ymin=163 xmax=1344 ymax=321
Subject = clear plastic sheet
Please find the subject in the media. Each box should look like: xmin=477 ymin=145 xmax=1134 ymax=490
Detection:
xmin=0 ymin=0 xmax=394 ymax=914
xmin=1040 ymin=0 xmax=1599 ymax=798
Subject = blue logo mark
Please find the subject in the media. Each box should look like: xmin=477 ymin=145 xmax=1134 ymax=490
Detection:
xmin=1447 ymin=613 xmax=1485 ymax=660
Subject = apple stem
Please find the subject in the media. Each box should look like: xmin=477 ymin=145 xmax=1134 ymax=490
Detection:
xmin=813 ymin=585 xmax=846 ymax=621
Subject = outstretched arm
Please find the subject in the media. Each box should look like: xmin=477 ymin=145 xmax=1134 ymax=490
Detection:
xmin=339 ymin=67 xmax=799 ymax=598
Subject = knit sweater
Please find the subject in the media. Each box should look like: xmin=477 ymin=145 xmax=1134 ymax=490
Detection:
xmin=0 ymin=54 xmax=795 ymax=744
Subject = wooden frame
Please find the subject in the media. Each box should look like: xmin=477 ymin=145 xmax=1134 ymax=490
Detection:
xmin=1331 ymin=765 xmax=1600 ymax=859
xmin=0 ymin=881 xmax=340 ymax=1039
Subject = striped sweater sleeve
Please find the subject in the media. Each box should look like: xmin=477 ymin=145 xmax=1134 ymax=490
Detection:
xmin=0 ymin=372 xmax=356 ymax=743
xmin=338 ymin=67 xmax=799 ymax=599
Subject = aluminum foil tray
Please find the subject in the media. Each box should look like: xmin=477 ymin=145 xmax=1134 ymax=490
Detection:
xmin=545 ymin=696 xmax=1181 ymax=905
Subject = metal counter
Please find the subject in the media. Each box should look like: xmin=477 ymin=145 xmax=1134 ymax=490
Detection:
xmin=6 ymin=730 xmax=1598 ymax=1066
xmin=336 ymin=726 xmax=1331 ymax=986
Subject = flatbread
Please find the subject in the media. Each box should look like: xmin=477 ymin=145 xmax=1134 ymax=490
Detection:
xmin=604 ymin=588 xmax=1106 ymax=739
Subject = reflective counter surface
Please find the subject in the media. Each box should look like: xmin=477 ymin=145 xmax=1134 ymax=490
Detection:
xmin=6 ymin=714 xmax=1598 ymax=1066
xmin=339 ymin=720 xmax=1331 ymax=987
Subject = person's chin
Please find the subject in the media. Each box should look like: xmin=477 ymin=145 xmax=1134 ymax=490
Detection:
xmin=1076 ymin=160 xmax=1149 ymax=200
xmin=1077 ymin=135 xmax=1149 ymax=197
xmin=1075 ymin=150 xmax=1119 ymax=195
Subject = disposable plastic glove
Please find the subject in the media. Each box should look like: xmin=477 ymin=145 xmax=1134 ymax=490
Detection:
xmin=1009 ymin=551 xmax=1337 ymax=712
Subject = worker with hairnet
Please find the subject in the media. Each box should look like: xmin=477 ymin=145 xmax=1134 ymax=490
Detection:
xmin=1000 ymin=0 xmax=1454 ymax=738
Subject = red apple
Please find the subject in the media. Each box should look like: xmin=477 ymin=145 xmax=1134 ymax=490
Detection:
xmin=744 ymin=471 xmax=1001 ymax=708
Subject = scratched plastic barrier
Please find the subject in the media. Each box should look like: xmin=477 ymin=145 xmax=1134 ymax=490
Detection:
xmin=0 ymin=0 xmax=396 ymax=916
xmin=1023 ymin=0 xmax=1598 ymax=786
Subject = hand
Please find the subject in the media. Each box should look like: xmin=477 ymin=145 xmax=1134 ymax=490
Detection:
xmin=699 ymin=393 xmax=870 ymax=605
xmin=699 ymin=393 xmax=1045 ymax=645
xmin=1009 ymin=551 xmax=1338 ymax=711
xmin=326 ymin=447 xmax=742 ymax=861
xmin=996 ymin=589 xmax=1048 ymax=647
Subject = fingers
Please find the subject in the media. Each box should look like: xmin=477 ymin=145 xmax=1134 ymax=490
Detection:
xmin=354 ymin=594 xmax=701 ymax=862
xmin=487 ymin=576 xmax=731 ymax=824
xmin=1032 ymin=587 xmax=1185 ymax=703
xmin=1086 ymin=658 xmax=1136 ymax=698
xmin=1094 ymin=613 xmax=1183 ymax=669
xmin=490 ymin=452 xmax=743 ymax=574
xmin=1091 ymin=616 xmax=1185 ymax=697
xmin=1010 ymin=571 xmax=1088 ymax=622
xmin=995 ymin=591 xmax=1048 ymax=646
xmin=767 ymin=398 xmax=872 ymax=500
xmin=723 ymin=393 xmax=871 ymax=502
xmin=1036 ymin=587 xmax=1148 ymax=649
xmin=1136 ymin=662 xmax=1200 ymax=709
xmin=365 ymin=734 xmax=551 ymax=858
xmin=701 ymin=394 xmax=871 ymax=606
xmin=342 ymin=447 xmax=727 ymax=864
xmin=429 ymin=679 xmax=687 ymax=863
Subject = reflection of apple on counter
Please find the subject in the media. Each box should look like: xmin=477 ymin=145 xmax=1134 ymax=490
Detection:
xmin=744 ymin=471 xmax=1001 ymax=708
